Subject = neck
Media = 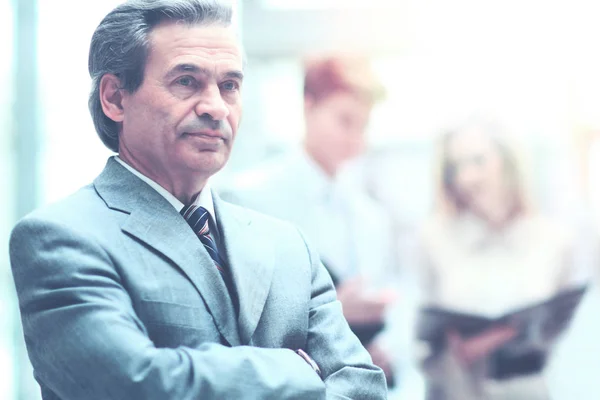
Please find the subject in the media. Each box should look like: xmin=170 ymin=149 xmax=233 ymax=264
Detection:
xmin=166 ymin=181 xmax=206 ymax=206
xmin=117 ymin=151 xmax=207 ymax=205
xmin=303 ymin=142 xmax=337 ymax=179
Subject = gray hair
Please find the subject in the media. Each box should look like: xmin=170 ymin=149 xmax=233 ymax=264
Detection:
xmin=88 ymin=0 xmax=233 ymax=152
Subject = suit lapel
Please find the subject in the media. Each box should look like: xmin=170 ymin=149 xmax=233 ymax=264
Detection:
xmin=214 ymin=195 xmax=274 ymax=344
xmin=94 ymin=158 xmax=241 ymax=346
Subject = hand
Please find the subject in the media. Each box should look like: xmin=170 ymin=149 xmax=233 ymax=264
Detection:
xmin=336 ymin=277 xmax=398 ymax=325
xmin=448 ymin=325 xmax=518 ymax=366
xmin=366 ymin=341 xmax=394 ymax=383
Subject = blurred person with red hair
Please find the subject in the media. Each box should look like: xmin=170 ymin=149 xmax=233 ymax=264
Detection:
xmin=416 ymin=118 xmax=580 ymax=400
xmin=221 ymin=56 xmax=400 ymax=385
xmin=302 ymin=56 xmax=383 ymax=176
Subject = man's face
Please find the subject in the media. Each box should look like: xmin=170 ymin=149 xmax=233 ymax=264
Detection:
xmin=304 ymin=91 xmax=372 ymax=174
xmin=119 ymin=22 xmax=243 ymax=183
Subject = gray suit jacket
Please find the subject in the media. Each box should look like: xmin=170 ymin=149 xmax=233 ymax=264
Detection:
xmin=10 ymin=158 xmax=386 ymax=400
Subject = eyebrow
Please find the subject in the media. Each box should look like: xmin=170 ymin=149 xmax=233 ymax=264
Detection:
xmin=165 ymin=63 xmax=244 ymax=81
xmin=224 ymin=70 xmax=244 ymax=81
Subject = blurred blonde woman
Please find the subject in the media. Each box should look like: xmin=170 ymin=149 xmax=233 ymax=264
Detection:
xmin=417 ymin=119 xmax=577 ymax=400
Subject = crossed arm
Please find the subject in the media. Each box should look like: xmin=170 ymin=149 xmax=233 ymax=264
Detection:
xmin=10 ymin=216 xmax=386 ymax=400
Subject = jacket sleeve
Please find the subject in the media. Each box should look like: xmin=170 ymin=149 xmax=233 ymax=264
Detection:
xmin=297 ymin=229 xmax=388 ymax=400
xmin=10 ymin=216 xmax=327 ymax=400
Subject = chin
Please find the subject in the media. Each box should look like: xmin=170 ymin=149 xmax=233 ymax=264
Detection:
xmin=186 ymin=153 xmax=228 ymax=175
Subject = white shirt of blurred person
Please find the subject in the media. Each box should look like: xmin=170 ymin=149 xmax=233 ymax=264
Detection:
xmin=416 ymin=120 xmax=578 ymax=400
xmin=220 ymin=57 xmax=399 ymax=383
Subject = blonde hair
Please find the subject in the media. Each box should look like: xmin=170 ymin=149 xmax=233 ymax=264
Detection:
xmin=433 ymin=118 xmax=532 ymax=218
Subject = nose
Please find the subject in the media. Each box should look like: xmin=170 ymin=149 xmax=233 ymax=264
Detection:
xmin=194 ymin=84 xmax=229 ymax=121
xmin=455 ymin=162 xmax=483 ymax=191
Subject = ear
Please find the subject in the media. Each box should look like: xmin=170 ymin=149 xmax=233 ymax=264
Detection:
xmin=100 ymin=74 xmax=125 ymax=123
xmin=304 ymin=94 xmax=315 ymax=115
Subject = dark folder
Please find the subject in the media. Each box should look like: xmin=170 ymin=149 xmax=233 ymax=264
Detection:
xmin=417 ymin=284 xmax=588 ymax=380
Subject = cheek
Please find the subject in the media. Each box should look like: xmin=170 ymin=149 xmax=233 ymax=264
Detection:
xmin=351 ymin=138 xmax=366 ymax=154
xmin=490 ymin=159 xmax=506 ymax=179
xmin=307 ymin=108 xmax=331 ymax=131
xmin=452 ymin=176 xmax=468 ymax=193
xmin=229 ymin=106 xmax=242 ymax=133
xmin=127 ymin=99 xmax=171 ymax=132
xmin=454 ymin=168 xmax=476 ymax=189
xmin=319 ymin=117 xmax=346 ymax=143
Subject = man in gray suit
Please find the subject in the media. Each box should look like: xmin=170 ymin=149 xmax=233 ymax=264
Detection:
xmin=9 ymin=1 xmax=387 ymax=399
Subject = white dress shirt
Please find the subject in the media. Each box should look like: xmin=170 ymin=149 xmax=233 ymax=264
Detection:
xmin=219 ymin=149 xmax=397 ymax=285
xmin=114 ymin=156 xmax=216 ymax=222
xmin=420 ymin=212 xmax=575 ymax=316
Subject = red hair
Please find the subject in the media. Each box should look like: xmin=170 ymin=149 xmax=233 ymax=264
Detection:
xmin=303 ymin=56 xmax=384 ymax=105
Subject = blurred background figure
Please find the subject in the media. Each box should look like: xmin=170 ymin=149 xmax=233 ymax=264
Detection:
xmin=220 ymin=55 xmax=400 ymax=385
xmin=415 ymin=119 xmax=582 ymax=400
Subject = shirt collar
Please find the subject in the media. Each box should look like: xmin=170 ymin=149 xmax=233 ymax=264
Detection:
xmin=292 ymin=148 xmax=337 ymax=200
xmin=114 ymin=156 xmax=217 ymax=223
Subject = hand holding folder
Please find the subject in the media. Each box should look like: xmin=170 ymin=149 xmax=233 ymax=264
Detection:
xmin=417 ymin=285 xmax=588 ymax=379
xmin=447 ymin=325 xmax=517 ymax=366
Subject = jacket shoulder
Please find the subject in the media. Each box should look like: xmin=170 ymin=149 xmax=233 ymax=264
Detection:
xmin=11 ymin=184 xmax=118 ymax=243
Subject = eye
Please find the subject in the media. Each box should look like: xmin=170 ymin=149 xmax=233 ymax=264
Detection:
xmin=221 ymin=80 xmax=240 ymax=92
xmin=176 ymin=76 xmax=196 ymax=87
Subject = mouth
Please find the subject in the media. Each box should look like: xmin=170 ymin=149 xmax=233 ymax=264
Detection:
xmin=184 ymin=131 xmax=226 ymax=141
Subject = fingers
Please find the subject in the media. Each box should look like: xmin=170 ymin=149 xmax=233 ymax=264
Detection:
xmin=341 ymin=294 xmax=392 ymax=324
xmin=376 ymin=288 xmax=399 ymax=304
xmin=468 ymin=326 xmax=517 ymax=356
xmin=479 ymin=326 xmax=517 ymax=348
xmin=451 ymin=326 xmax=518 ymax=365
xmin=366 ymin=343 xmax=394 ymax=378
xmin=343 ymin=300 xmax=386 ymax=324
xmin=337 ymin=276 xmax=399 ymax=324
xmin=336 ymin=276 xmax=366 ymax=298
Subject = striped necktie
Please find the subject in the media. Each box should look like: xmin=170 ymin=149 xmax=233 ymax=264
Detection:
xmin=180 ymin=205 xmax=227 ymax=276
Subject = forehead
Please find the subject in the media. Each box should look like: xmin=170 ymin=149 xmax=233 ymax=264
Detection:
xmin=447 ymin=129 xmax=497 ymax=159
xmin=317 ymin=91 xmax=372 ymax=113
xmin=146 ymin=21 xmax=243 ymax=73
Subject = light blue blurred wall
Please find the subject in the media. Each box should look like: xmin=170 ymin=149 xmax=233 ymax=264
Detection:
xmin=1 ymin=0 xmax=16 ymax=397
